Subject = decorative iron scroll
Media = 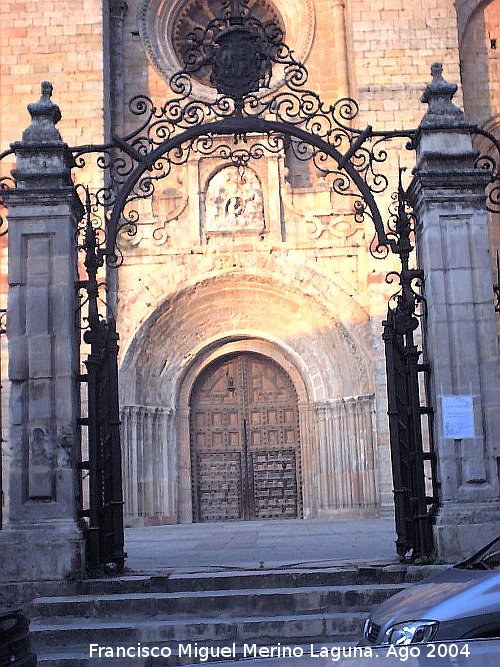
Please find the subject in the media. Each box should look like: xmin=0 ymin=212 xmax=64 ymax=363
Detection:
xmin=473 ymin=127 xmax=500 ymax=215
xmin=0 ymin=175 xmax=14 ymax=238
xmin=384 ymin=169 xmax=424 ymax=332
xmin=71 ymin=0 xmax=416 ymax=263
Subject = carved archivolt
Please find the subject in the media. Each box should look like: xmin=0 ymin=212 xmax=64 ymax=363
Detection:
xmin=138 ymin=0 xmax=315 ymax=97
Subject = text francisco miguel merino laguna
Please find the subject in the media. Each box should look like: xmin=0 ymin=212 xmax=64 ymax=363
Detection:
xmin=89 ymin=642 xmax=374 ymax=660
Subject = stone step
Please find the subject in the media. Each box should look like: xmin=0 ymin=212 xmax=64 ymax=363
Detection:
xmin=31 ymin=611 xmax=368 ymax=652
xmin=31 ymin=583 xmax=407 ymax=620
xmin=61 ymin=564 xmax=444 ymax=596
xmin=30 ymin=565 xmax=445 ymax=666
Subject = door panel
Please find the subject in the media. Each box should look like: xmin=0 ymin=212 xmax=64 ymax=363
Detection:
xmin=251 ymin=449 xmax=299 ymax=519
xmin=194 ymin=451 xmax=243 ymax=522
xmin=190 ymin=353 xmax=301 ymax=522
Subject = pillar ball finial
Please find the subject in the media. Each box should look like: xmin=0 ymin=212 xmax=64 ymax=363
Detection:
xmin=22 ymin=81 xmax=62 ymax=142
xmin=419 ymin=62 xmax=464 ymax=128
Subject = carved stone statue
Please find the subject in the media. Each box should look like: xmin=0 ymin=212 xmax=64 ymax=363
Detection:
xmin=205 ymin=166 xmax=265 ymax=233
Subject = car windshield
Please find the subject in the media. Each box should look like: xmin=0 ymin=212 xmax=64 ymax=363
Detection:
xmin=456 ymin=535 xmax=500 ymax=570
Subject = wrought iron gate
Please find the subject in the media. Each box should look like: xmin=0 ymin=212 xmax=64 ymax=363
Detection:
xmin=67 ymin=0 xmax=439 ymax=561
xmin=383 ymin=179 xmax=438 ymax=559
xmin=54 ymin=0 xmax=496 ymax=563
xmin=77 ymin=190 xmax=126 ymax=572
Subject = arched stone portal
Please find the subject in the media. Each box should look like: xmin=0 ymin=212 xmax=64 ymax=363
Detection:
xmin=118 ymin=272 xmax=381 ymax=525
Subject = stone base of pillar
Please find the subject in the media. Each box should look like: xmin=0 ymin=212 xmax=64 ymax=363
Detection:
xmin=316 ymin=508 xmax=381 ymax=519
xmin=378 ymin=502 xmax=396 ymax=518
xmin=434 ymin=502 xmax=500 ymax=562
xmin=0 ymin=521 xmax=84 ymax=584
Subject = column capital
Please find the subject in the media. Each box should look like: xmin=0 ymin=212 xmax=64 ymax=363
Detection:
xmin=408 ymin=167 xmax=490 ymax=211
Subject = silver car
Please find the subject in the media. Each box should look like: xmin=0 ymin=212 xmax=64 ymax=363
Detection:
xmin=362 ymin=535 xmax=500 ymax=646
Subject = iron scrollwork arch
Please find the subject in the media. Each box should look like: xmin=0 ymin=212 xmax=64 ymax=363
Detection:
xmin=70 ymin=0 xmax=417 ymax=264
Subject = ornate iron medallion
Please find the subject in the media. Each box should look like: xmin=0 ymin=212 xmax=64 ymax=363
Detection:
xmin=180 ymin=0 xmax=281 ymax=107
xmin=209 ymin=26 xmax=269 ymax=100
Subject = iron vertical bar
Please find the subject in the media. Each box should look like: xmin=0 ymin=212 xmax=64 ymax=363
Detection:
xmin=82 ymin=187 xmax=104 ymax=572
xmin=383 ymin=317 xmax=411 ymax=558
xmin=0 ymin=309 xmax=5 ymax=530
xmin=103 ymin=318 xmax=126 ymax=570
xmin=405 ymin=340 xmax=433 ymax=557
xmin=84 ymin=342 xmax=102 ymax=572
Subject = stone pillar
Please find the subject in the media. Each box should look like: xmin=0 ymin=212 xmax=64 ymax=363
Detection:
xmin=409 ymin=64 xmax=500 ymax=560
xmin=0 ymin=83 xmax=84 ymax=582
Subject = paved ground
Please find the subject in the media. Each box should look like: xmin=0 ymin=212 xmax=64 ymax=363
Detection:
xmin=124 ymin=516 xmax=399 ymax=574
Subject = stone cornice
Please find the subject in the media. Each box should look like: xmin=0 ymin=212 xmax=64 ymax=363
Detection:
xmin=408 ymin=168 xmax=490 ymax=209
xmin=3 ymin=187 xmax=84 ymax=218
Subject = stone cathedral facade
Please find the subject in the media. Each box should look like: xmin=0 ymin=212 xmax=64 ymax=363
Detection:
xmin=0 ymin=0 xmax=499 ymax=534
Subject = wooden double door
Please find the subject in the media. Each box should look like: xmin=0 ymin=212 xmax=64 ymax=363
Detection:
xmin=190 ymin=353 xmax=302 ymax=522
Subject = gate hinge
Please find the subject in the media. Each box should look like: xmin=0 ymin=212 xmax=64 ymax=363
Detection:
xmin=417 ymin=363 xmax=431 ymax=373
xmin=419 ymin=406 xmax=433 ymax=415
xmin=79 ymin=373 xmax=89 ymax=383
xmin=77 ymin=461 xmax=90 ymax=470
xmin=75 ymin=280 xmax=88 ymax=290
xmin=77 ymin=417 xmax=89 ymax=426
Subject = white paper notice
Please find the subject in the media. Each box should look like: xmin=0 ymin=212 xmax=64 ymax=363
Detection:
xmin=442 ymin=395 xmax=475 ymax=439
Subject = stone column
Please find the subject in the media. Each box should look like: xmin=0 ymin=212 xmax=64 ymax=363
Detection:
xmin=106 ymin=1 xmax=128 ymax=316
xmin=409 ymin=64 xmax=500 ymax=560
xmin=0 ymin=83 xmax=84 ymax=582
xmin=177 ymin=407 xmax=192 ymax=523
xmin=109 ymin=0 xmax=128 ymax=136
xmin=312 ymin=396 xmax=377 ymax=514
xmin=328 ymin=0 xmax=351 ymax=98
xmin=298 ymin=402 xmax=317 ymax=517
